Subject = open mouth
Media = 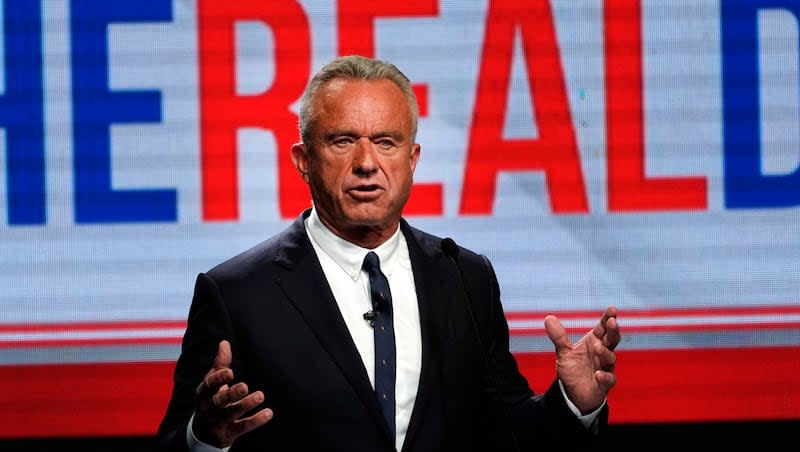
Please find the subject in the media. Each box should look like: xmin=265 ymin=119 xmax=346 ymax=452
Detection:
xmin=348 ymin=185 xmax=383 ymax=199
xmin=353 ymin=184 xmax=380 ymax=192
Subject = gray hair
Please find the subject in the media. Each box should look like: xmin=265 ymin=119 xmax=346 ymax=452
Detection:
xmin=298 ymin=55 xmax=419 ymax=144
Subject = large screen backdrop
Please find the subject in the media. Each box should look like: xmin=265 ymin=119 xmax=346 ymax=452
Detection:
xmin=1 ymin=0 xmax=799 ymax=438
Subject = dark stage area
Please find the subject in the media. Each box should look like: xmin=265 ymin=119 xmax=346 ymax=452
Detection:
xmin=1 ymin=420 xmax=796 ymax=450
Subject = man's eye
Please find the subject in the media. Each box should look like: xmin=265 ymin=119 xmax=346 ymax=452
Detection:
xmin=377 ymin=139 xmax=395 ymax=148
xmin=333 ymin=138 xmax=352 ymax=147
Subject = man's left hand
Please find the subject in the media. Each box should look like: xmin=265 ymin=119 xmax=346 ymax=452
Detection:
xmin=544 ymin=306 xmax=620 ymax=413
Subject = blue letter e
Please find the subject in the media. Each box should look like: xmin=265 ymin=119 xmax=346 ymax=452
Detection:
xmin=71 ymin=0 xmax=176 ymax=222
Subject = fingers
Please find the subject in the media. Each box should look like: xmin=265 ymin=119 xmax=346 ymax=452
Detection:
xmin=212 ymin=385 xmax=265 ymax=419
xmin=230 ymin=407 xmax=274 ymax=438
xmin=213 ymin=388 xmax=272 ymax=439
xmin=593 ymin=341 xmax=616 ymax=372
xmin=594 ymin=369 xmax=617 ymax=393
xmin=192 ymin=340 xmax=274 ymax=447
xmin=593 ymin=333 xmax=618 ymax=394
xmin=212 ymin=382 xmax=250 ymax=408
xmin=214 ymin=340 xmax=233 ymax=370
xmin=196 ymin=340 xmax=235 ymax=399
xmin=198 ymin=379 xmax=272 ymax=436
xmin=591 ymin=306 xmax=620 ymax=351
xmin=197 ymin=367 xmax=234 ymax=399
xmin=604 ymin=315 xmax=621 ymax=351
xmin=544 ymin=315 xmax=572 ymax=353
xmin=591 ymin=306 xmax=616 ymax=337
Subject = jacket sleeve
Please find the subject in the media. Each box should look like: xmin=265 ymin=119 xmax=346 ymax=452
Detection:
xmin=154 ymin=273 xmax=234 ymax=452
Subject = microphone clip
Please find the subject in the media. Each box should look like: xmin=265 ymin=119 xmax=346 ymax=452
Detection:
xmin=363 ymin=310 xmax=377 ymax=327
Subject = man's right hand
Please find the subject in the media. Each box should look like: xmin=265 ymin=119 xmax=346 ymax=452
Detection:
xmin=192 ymin=340 xmax=273 ymax=448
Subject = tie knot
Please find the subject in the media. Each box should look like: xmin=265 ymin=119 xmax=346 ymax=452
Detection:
xmin=362 ymin=251 xmax=380 ymax=272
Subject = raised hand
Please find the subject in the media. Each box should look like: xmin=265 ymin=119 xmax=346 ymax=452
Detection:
xmin=544 ymin=306 xmax=620 ymax=413
xmin=192 ymin=340 xmax=273 ymax=448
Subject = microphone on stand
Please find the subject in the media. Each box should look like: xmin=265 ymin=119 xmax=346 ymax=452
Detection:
xmin=440 ymin=237 xmax=521 ymax=452
xmin=440 ymin=238 xmax=480 ymax=341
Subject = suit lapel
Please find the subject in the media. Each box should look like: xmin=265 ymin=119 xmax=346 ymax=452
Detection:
xmin=273 ymin=212 xmax=388 ymax=436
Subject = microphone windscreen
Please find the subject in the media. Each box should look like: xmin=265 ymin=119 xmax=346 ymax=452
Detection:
xmin=441 ymin=237 xmax=459 ymax=259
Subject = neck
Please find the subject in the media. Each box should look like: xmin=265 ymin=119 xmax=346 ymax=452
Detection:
xmin=316 ymin=214 xmax=398 ymax=249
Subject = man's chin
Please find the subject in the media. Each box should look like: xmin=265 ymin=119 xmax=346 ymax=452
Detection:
xmin=341 ymin=211 xmax=398 ymax=230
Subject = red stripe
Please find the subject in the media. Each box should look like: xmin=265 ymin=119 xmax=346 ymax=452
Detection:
xmin=0 ymin=347 xmax=797 ymax=438
xmin=511 ymin=321 xmax=800 ymax=336
xmin=5 ymin=304 xmax=797 ymax=335
xmin=0 ymin=361 xmax=175 ymax=438
xmin=0 ymin=320 xmax=186 ymax=334
xmin=0 ymin=337 xmax=183 ymax=349
xmin=3 ymin=321 xmax=797 ymax=347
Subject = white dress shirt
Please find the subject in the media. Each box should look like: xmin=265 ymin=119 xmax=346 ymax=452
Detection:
xmin=305 ymin=208 xmax=421 ymax=451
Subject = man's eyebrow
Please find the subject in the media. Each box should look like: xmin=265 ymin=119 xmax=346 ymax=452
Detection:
xmin=370 ymin=130 xmax=405 ymax=141
xmin=322 ymin=130 xmax=358 ymax=141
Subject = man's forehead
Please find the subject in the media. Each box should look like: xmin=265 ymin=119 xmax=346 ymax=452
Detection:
xmin=307 ymin=78 xmax=414 ymax=139
xmin=319 ymin=77 xmax=399 ymax=95
xmin=315 ymin=80 xmax=408 ymax=118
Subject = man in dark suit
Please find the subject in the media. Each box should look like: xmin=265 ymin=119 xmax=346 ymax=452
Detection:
xmin=156 ymin=55 xmax=620 ymax=452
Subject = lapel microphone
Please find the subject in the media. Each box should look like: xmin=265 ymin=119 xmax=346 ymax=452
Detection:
xmin=363 ymin=307 xmax=377 ymax=327
xmin=440 ymin=237 xmax=522 ymax=452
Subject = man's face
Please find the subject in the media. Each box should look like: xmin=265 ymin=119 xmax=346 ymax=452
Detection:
xmin=291 ymin=78 xmax=420 ymax=243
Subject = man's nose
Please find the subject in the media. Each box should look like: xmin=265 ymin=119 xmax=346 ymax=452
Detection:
xmin=352 ymin=138 xmax=379 ymax=173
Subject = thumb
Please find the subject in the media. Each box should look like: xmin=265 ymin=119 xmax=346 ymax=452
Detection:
xmin=544 ymin=315 xmax=571 ymax=353
xmin=213 ymin=340 xmax=233 ymax=370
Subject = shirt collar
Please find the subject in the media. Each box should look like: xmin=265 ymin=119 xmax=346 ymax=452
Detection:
xmin=306 ymin=207 xmax=401 ymax=281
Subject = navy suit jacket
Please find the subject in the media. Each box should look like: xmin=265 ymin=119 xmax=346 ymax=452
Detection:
xmin=155 ymin=209 xmax=607 ymax=451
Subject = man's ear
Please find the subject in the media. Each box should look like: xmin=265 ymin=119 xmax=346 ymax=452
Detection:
xmin=290 ymin=142 xmax=310 ymax=183
xmin=410 ymin=143 xmax=421 ymax=173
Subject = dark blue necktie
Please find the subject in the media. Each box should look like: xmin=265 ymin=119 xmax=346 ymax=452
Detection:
xmin=362 ymin=251 xmax=396 ymax=440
